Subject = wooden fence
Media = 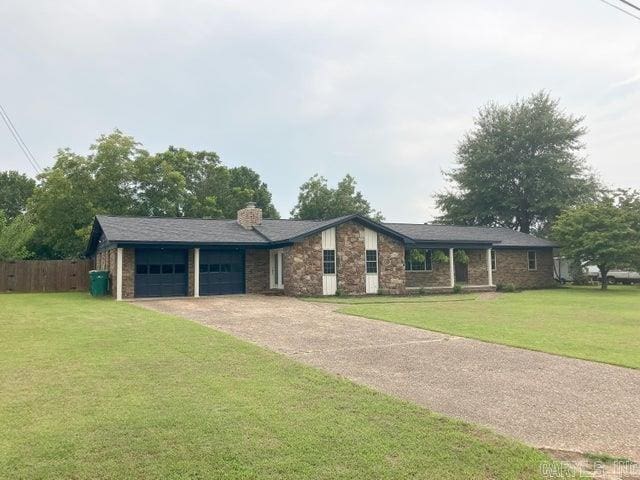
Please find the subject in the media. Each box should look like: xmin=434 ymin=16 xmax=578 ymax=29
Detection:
xmin=0 ymin=259 xmax=94 ymax=293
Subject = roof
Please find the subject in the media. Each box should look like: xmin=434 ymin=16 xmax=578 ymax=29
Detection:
xmin=383 ymin=223 xmax=556 ymax=248
xmin=87 ymin=214 xmax=555 ymax=255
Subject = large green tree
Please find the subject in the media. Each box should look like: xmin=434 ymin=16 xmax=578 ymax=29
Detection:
xmin=552 ymin=191 xmax=640 ymax=289
xmin=28 ymin=130 xmax=279 ymax=258
xmin=0 ymin=171 xmax=36 ymax=220
xmin=0 ymin=211 xmax=35 ymax=260
xmin=291 ymin=174 xmax=383 ymax=221
xmin=436 ymin=92 xmax=599 ymax=233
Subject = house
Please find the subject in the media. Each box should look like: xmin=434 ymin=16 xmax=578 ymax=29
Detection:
xmin=86 ymin=203 xmax=556 ymax=300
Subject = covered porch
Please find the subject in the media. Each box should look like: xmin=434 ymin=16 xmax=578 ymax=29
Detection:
xmin=404 ymin=243 xmax=496 ymax=293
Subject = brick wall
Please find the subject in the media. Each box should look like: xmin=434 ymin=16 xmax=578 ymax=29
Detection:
xmin=406 ymin=258 xmax=451 ymax=288
xmin=188 ymin=249 xmax=195 ymax=296
xmin=378 ymin=233 xmax=405 ymax=294
xmin=467 ymin=249 xmax=490 ymax=286
xmin=336 ymin=221 xmax=366 ymax=295
xmin=283 ymin=234 xmax=323 ymax=296
xmin=122 ymin=248 xmax=135 ymax=299
xmin=246 ymin=249 xmax=270 ymax=293
xmin=493 ymin=248 xmax=555 ymax=289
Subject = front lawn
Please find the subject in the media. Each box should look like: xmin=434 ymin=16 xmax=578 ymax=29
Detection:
xmin=0 ymin=293 xmax=565 ymax=479
xmin=335 ymin=286 xmax=640 ymax=369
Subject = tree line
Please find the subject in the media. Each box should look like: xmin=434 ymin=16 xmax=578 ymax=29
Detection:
xmin=0 ymin=131 xmax=380 ymax=260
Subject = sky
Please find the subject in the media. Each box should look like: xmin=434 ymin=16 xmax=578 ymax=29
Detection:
xmin=1 ymin=0 xmax=639 ymax=222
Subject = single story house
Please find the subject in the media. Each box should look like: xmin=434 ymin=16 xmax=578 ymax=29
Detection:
xmin=86 ymin=203 xmax=556 ymax=300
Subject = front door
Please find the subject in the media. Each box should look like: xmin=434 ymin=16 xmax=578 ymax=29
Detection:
xmin=270 ymin=249 xmax=283 ymax=289
xmin=454 ymin=261 xmax=468 ymax=284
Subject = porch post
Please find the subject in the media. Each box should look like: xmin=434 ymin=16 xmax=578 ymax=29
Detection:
xmin=487 ymin=248 xmax=493 ymax=286
xmin=449 ymin=247 xmax=455 ymax=287
xmin=194 ymin=248 xmax=200 ymax=297
xmin=116 ymin=247 xmax=123 ymax=301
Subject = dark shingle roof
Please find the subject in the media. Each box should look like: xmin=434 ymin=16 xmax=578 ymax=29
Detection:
xmin=90 ymin=214 xmax=555 ymax=254
xmin=95 ymin=215 xmax=268 ymax=244
xmin=383 ymin=223 xmax=555 ymax=248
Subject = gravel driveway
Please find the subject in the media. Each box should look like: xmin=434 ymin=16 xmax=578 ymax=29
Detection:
xmin=136 ymin=294 xmax=640 ymax=462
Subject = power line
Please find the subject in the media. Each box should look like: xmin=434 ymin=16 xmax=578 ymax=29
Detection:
xmin=599 ymin=0 xmax=640 ymax=21
xmin=0 ymin=103 xmax=42 ymax=174
xmin=618 ymin=0 xmax=640 ymax=13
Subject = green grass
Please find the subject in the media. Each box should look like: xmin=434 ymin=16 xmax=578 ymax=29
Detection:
xmin=301 ymin=294 xmax=478 ymax=305
xmin=0 ymin=293 xmax=568 ymax=479
xmin=583 ymin=452 xmax=632 ymax=465
xmin=335 ymin=286 xmax=640 ymax=369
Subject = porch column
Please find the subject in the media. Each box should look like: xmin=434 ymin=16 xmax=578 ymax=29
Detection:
xmin=449 ymin=247 xmax=455 ymax=287
xmin=194 ymin=248 xmax=200 ymax=297
xmin=116 ymin=247 xmax=123 ymax=301
xmin=487 ymin=248 xmax=493 ymax=286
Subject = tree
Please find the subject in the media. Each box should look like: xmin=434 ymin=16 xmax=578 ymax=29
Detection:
xmin=0 ymin=171 xmax=36 ymax=220
xmin=552 ymin=192 xmax=640 ymax=289
xmin=291 ymin=174 xmax=383 ymax=221
xmin=435 ymin=91 xmax=599 ymax=233
xmin=0 ymin=211 xmax=35 ymax=260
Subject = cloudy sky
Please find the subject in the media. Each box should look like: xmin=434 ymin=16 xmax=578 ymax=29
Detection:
xmin=2 ymin=0 xmax=639 ymax=221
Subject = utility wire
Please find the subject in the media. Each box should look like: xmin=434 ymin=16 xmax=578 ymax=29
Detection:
xmin=618 ymin=0 xmax=640 ymax=13
xmin=0 ymin=103 xmax=42 ymax=174
xmin=599 ymin=0 xmax=640 ymax=21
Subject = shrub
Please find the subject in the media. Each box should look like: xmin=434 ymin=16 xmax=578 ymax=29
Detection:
xmin=496 ymin=283 xmax=518 ymax=292
xmin=452 ymin=284 xmax=463 ymax=294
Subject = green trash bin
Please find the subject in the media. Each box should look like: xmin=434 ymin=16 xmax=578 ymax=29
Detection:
xmin=89 ymin=270 xmax=110 ymax=296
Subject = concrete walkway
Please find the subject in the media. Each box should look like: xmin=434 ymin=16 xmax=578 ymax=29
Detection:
xmin=136 ymin=295 xmax=640 ymax=462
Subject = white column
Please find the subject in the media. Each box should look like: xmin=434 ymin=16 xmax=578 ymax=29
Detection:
xmin=487 ymin=248 xmax=493 ymax=286
xmin=194 ymin=248 xmax=200 ymax=297
xmin=116 ymin=247 xmax=123 ymax=301
xmin=449 ymin=247 xmax=455 ymax=287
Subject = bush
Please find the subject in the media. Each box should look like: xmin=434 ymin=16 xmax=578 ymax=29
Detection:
xmin=496 ymin=283 xmax=517 ymax=293
xmin=452 ymin=284 xmax=463 ymax=294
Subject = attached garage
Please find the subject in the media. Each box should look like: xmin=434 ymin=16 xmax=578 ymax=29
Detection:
xmin=199 ymin=249 xmax=245 ymax=295
xmin=135 ymin=249 xmax=188 ymax=298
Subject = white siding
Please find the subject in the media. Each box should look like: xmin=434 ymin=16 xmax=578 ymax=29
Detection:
xmin=322 ymin=228 xmax=337 ymax=295
xmin=364 ymin=228 xmax=379 ymax=294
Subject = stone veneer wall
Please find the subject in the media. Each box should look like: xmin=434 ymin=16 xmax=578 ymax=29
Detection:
xmin=246 ymin=249 xmax=270 ymax=293
xmin=377 ymin=233 xmax=405 ymax=294
xmin=493 ymin=248 xmax=555 ymax=289
xmin=283 ymin=235 xmax=323 ymax=296
xmin=335 ymin=221 xmax=366 ymax=295
xmin=466 ymin=249 xmax=490 ymax=285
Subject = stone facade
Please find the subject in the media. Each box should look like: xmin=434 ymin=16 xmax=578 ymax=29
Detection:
xmin=237 ymin=203 xmax=263 ymax=229
xmin=246 ymin=249 xmax=270 ymax=293
xmin=283 ymin=234 xmax=323 ymax=296
xmin=377 ymin=233 xmax=406 ymax=294
xmin=493 ymin=248 xmax=555 ymax=289
xmin=336 ymin=221 xmax=366 ymax=295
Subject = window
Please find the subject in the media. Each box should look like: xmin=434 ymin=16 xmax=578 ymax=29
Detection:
xmin=149 ymin=264 xmax=161 ymax=274
xmin=199 ymin=264 xmax=209 ymax=273
xmin=221 ymin=264 xmax=231 ymax=272
xmin=323 ymin=250 xmax=336 ymax=274
xmin=491 ymin=250 xmax=496 ymax=271
xmin=527 ymin=251 xmax=537 ymax=271
xmin=366 ymin=250 xmax=378 ymax=274
xmin=174 ymin=264 xmax=186 ymax=274
xmin=210 ymin=264 xmax=220 ymax=272
xmin=405 ymin=249 xmax=433 ymax=271
xmin=136 ymin=265 xmax=148 ymax=275
xmin=162 ymin=264 xmax=173 ymax=274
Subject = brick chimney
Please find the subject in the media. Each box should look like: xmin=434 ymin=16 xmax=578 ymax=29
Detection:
xmin=237 ymin=202 xmax=263 ymax=229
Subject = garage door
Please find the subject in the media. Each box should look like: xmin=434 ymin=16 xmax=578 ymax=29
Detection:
xmin=135 ymin=249 xmax=188 ymax=298
xmin=200 ymin=250 xmax=245 ymax=295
